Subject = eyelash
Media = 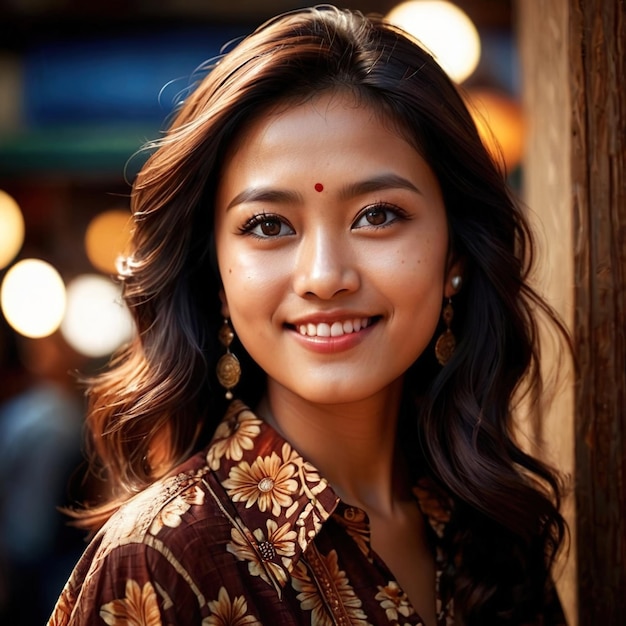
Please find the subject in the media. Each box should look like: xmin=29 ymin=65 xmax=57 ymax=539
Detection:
xmin=237 ymin=213 xmax=294 ymax=239
xmin=353 ymin=202 xmax=410 ymax=229
xmin=237 ymin=202 xmax=410 ymax=239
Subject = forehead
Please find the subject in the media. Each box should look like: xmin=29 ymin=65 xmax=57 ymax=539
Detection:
xmin=223 ymin=87 xmax=419 ymax=161
xmin=222 ymin=97 xmax=410 ymax=181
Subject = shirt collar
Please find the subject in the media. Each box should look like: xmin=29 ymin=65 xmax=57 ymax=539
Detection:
xmin=206 ymin=400 xmax=340 ymax=589
xmin=205 ymin=400 xmax=452 ymax=589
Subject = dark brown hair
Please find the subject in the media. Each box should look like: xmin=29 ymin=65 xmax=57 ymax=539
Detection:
xmin=76 ymin=6 xmax=568 ymax=624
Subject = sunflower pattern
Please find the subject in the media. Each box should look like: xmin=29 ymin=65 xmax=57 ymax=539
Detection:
xmin=222 ymin=450 xmax=299 ymax=517
xmin=47 ymin=401 xmax=566 ymax=626
xmin=207 ymin=404 xmax=263 ymax=471
xmin=99 ymin=580 xmax=161 ymax=626
xmin=149 ymin=484 xmax=205 ymax=535
xmin=203 ymin=587 xmax=261 ymax=626
xmin=292 ymin=549 xmax=370 ymax=626
xmin=375 ymin=581 xmax=416 ymax=623
xmin=227 ymin=518 xmax=297 ymax=587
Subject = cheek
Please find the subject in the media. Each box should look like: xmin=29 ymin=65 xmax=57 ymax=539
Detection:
xmin=219 ymin=249 xmax=289 ymax=313
xmin=379 ymin=245 xmax=447 ymax=331
xmin=373 ymin=239 xmax=446 ymax=290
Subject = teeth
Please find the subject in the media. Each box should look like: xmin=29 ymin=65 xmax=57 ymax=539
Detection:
xmin=330 ymin=322 xmax=342 ymax=336
xmin=297 ymin=318 xmax=371 ymax=337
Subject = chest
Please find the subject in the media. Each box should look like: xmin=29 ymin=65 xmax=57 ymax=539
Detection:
xmin=284 ymin=503 xmax=442 ymax=626
xmin=370 ymin=510 xmax=437 ymax=626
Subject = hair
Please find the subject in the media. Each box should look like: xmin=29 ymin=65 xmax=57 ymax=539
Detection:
xmin=75 ymin=6 xmax=568 ymax=624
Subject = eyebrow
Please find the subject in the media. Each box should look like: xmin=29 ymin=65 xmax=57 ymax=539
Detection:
xmin=339 ymin=173 xmax=423 ymax=199
xmin=225 ymin=188 xmax=303 ymax=211
xmin=225 ymin=173 xmax=422 ymax=211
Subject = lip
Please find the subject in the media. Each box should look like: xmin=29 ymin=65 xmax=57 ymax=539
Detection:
xmin=286 ymin=313 xmax=380 ymax=354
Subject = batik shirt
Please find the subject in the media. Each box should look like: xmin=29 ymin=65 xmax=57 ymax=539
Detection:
xmin=47 ymin=401 xmax=559 ymax=626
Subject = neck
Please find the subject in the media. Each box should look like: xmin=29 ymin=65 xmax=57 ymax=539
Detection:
xmin=258 ymin=380 xmax=411 ymax=516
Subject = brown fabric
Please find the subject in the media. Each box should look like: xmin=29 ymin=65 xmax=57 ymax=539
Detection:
xmin=47 ymin=401 xmax=560 ymax=626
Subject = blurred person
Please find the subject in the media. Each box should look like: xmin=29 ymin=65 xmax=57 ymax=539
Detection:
xmin=0 ymin=330 xmax=86 ymax=625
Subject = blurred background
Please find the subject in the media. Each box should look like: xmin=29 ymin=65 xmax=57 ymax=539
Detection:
xmin=0 ymin=1 xmax=521 ymax=623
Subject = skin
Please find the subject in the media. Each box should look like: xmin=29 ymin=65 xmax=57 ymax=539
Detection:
xmin=214 ymin=90 xmax=461 ymax=625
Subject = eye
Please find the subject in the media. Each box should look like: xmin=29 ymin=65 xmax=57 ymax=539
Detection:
xmin=352 ymin=203 xmax=408 ymax=229
xmin=239 ymin=214 xmax=295 ymax=238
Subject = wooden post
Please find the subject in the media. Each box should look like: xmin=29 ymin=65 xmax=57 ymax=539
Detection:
xmin=517 ymin=0 xmax=626 ymax=624
xmin=517 ymin=1 xmax=577 ymax=622
xmin=569 ymin=0 xmax=626 ymax=622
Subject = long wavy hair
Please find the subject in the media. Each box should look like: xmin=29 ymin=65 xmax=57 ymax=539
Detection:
xmin=76 ymin=6 xmax=568 ymax=624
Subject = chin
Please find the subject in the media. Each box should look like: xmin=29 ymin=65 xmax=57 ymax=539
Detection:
xmin=286 ymin=383 xmax=391 ymax=407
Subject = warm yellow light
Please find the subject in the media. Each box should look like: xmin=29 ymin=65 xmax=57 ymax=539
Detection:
xmin=85 ymin=208 xmax=133 ymax=275
xmin=60 ymin=274 xmax=134 ymax=358
xmin=465 ymin=88 xmax=526 ymax=172
xmin=386 ymin=0 xmax=481 ymax=83
xmin=0 ymin=259 xmax=66 ymax=338
xmin=0 ymin=189 xmax=25 ymax=270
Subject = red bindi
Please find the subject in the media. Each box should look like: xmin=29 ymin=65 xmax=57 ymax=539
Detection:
xmin=314 ymin=183 xmax=324 ymax=192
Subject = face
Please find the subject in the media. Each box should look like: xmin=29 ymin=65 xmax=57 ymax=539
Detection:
xmin=214 ymin=91 xmax=460 ymax=407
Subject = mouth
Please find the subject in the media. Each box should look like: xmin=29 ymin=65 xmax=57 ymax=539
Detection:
xmin=289 ymin=316 xmax=380 ymax=338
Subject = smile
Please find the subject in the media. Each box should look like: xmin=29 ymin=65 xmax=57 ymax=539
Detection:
xmin=296 ymin=317 xmax=375 ymax=338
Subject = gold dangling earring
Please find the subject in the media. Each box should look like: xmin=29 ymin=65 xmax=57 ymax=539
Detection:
xmin=435 ymin=275 xmax=461 ymax=366
xmin=216 ymin=319 xmax=241 ymax=400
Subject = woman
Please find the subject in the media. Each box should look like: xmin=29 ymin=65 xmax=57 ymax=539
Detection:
xmin=50 ymin=6 xmax=568 ymax=625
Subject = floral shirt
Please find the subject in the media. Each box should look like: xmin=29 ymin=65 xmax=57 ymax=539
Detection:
xmin=48 ymin=401 xmax=558 ymax=626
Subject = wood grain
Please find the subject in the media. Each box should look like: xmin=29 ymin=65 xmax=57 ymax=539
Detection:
xmin=569 ymin=0 xmax=626 ymax=622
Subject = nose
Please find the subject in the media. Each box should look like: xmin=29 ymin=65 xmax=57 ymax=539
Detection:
xmin=292 ymin=229 xmax=360 ymax=299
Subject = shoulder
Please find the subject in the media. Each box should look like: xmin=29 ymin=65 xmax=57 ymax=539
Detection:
xmin=88 ymin=449 xmax=231 ymax=578
xmin=49 ymin=450 xmax=235 ymax=625
xmin=97 ymin=449 xmax=232 ymax=559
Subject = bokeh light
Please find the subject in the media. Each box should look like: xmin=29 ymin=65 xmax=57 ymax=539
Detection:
xmin=465 ymin=88 xmax=526 ymax=171
xmin=1 ymin=259 xmax=66 ymax=338
xmin=84 ymin=208 xmax=132 ymax=275
xmin=0 ymin=189 xmax=25 ymax=270
xmin=60 ymin=274 xmax=134 ymax=358
xmin=386 ymin=0 xmax=481 ymax=83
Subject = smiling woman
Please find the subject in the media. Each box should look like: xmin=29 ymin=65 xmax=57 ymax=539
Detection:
xmin=49 ymin=6 xmax=569 ymax=626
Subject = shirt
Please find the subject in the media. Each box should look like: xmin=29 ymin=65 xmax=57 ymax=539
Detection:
xmin=48 ymin=401 xmax=561 ymax=626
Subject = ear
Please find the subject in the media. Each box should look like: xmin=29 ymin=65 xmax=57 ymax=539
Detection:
xmin=444 ymin=255 xmax=465 ymax=299
xmin=219 ymin=288 xmax=230 ymax=319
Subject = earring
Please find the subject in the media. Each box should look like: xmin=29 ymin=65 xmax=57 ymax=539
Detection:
xmin=216 ymin=319 xmax=241 ymax=400
xmin=435 ymin=275 xmax=462 ymax=365
xmin=435 ymin=299 xmax=456 ymax=366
